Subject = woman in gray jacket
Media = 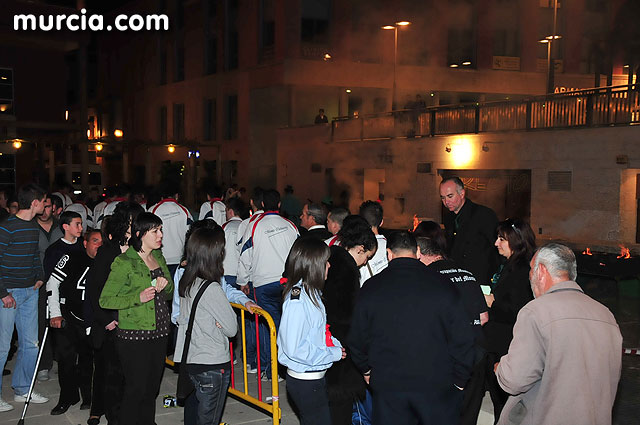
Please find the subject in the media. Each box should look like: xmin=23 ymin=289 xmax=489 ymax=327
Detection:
xmin=174 ymin=226 xmax=237 ymax=425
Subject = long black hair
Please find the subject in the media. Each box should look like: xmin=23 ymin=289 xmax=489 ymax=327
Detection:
xmin=282 ymin=237 xmax=330 ymax=308
xmin=104 ymin=201 xmax=145 ymax=246
xmin=337 ymin=215 xmax=377 ymax=251
xmin=179 ymin=227 xmax=225 ymax=297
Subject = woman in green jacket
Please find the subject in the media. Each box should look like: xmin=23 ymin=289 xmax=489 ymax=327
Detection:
xmin=99 ymin=212 xmax=173 ymax=425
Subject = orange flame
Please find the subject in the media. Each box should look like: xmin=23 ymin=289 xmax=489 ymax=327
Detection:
xmin=411 ymin=214 xmax=419 ymax=232
xmin=617 ymin=245 xmax=631 ymax=259
xmin=582 ymin=247 xmax=593 ymax=256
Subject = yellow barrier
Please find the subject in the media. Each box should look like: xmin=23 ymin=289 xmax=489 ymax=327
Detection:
xmin=166 ymin=302 xmax=281 ymax=425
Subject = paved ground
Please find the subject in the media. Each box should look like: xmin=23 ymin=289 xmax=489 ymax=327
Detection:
xmin=1 ymin=274 xmax=637 ymax=425
xmin=0 ymin=356 xmax=496 ymax=425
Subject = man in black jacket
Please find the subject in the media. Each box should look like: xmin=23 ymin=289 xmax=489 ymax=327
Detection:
xmin=348 ymin=231 xmax=475 ymax=425
xmin=440 ymin=176 xmax=498 ymax=285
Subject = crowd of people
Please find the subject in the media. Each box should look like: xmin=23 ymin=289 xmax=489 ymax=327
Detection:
xmin=0 ymin=176 xmax=624 ymax=425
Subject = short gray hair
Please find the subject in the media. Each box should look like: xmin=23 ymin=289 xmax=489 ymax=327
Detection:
xmin=533 ymin=243 xmax=577 ymax=281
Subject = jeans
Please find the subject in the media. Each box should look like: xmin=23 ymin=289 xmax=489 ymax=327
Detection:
xmin=286 ymin=375 xmax=332 ymax=425
xmin=189 ymin=366 xmax=231 ymax=425
xmin=0 ymin=286 xmax=39 ymax=398
xmin=246 ymin=281 xmax=282 ymax=373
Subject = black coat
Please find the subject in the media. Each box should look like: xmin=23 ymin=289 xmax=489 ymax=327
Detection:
xmin=443 ymin=199 xmax=499 ymax=285
xmin=323 ymin=245 xmax=366 ymax=402
xmin=348 ymin=257 xmax=476 ymax=423
xmin=84 ymin=241 xmax=121 ymax=348
xmin=301 ymin=226 xmax=332 ymax=242
xmin=483 ymin=259 xmax=534 ymax=356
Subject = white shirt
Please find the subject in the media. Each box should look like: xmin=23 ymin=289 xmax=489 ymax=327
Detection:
xmin=359 ymin=234 xmax=388 ymax=287
xmin=150 ymin=198 xmax=193 ymax=265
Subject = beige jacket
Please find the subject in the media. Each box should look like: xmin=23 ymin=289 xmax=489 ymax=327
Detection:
xmin=496 ymin=281 xmax=622 ymax=425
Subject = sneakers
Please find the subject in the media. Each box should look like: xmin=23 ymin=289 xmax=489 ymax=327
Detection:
xmin=14 ymin=391 xmax=49 ymax=404
xmin=37 ymin=369 xmax=50 ymax=381
xmin=246 ymin=365 xmax=258 ymax=374
xmin=0 ymin=399 xmax=14 ymax=412
xmin=260 ymin=371 xmax=284 ymax=382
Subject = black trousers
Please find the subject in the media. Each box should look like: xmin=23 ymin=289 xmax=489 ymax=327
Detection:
xmin=372 ymin=389 xmax=463 ymax=425
xmin=286 ymin=375 xmax=332 ymax=425
xmin=53 ymin=315 xmax=93 ymax=405
xmin=37 ymin=285 xmax=53 ymax=371
xmin=91 ymin=330 xmax=124 ymax=423
xmin=460 ymin=357 xmax=487 ymax=425
xmin=117 ymin=336 xmax=168 ymax=425
xmin=485 ymin=352 xmax=509 ymax=424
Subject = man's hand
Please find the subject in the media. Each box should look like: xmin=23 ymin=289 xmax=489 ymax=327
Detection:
xmin=493 ymin=362 xmax=500 ymax=373
xmin=154 ymin=276 xmax=169 ymax=292
xmin=50 ymin=316 xmax=63 ymax=328
xmin=105 ymin=320 xmax=118 ymax=331
xmin=363 ymin=370 xmax=370 ymax=385
xmin=244 ymin=301 xmax=259 ymax=313
xmin=240 ymin=285 xmax=250 ymax=295
xmin=140 ymin=287 xmax=156 ymax=303
xmin=1 ymin=294 xmax=16 ymax=309
xmin=34 ymin=280 xmax=44 ymax=290
xmin=341 ymin=347 xmax=347 ymax=359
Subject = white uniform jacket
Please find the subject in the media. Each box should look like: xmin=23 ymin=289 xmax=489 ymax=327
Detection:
xmin=222 ymin=217 xmax=242 ymax=277
xmin=236 ymin=211 xmax=298 ymax=288
xmin=150 ymin=198 xmax=193 ymax=265
xmin=198 ymin=198 xmax=226 ymax=226
xmin=359 ymin=234 xmax=388 ymax=287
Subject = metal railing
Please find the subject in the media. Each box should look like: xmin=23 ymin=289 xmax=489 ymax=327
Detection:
xmin=166 ymin=303 xmax=281 ymax=425
xmin=331 ymin=85 xmax=640 ymax=142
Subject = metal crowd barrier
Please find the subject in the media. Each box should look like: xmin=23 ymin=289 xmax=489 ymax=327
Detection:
xmin=166 ymin=302 xmax=281 ymax=425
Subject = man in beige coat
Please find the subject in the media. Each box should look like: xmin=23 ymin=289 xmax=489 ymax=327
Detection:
xmin=496 ymin=243 xmax=622 ymax=425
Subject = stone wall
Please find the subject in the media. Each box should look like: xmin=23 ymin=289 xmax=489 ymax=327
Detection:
xmin=277 ymin=125 xmax=640 ymax=246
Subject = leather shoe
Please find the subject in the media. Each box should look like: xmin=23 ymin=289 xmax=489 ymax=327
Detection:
xmin=51 ymin=401 xmax=77 ymax=415
xmin=87 ymin=417 xmax=100 ymax=425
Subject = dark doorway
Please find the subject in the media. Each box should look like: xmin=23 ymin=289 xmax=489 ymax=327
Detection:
xmin=438 ymin=169 xmax=531 ymax=222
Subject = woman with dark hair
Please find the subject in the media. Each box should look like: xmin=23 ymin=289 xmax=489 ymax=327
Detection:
xmin=99 ymin=212 xmax=173 ymax=425
xmin=85 ymin=201 xmax=144 ymax=425
xmin=413 ymin=220 xmax=447 ymax=252
xmin=324 ymin=215 xmax=377 ymax=425
xmin=174 ymin=226 xmax=237 ymax=425
xmin=482 ymin=218 xmax=536 ymax=423
xmin=278 ymin=238 xmax=346 ymax=425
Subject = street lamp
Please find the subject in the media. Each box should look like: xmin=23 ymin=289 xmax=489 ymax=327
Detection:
xmin=382 ymin=21 xmax=411 ymax=110
xmin=539 ymin=0 xmax=560 ymax=94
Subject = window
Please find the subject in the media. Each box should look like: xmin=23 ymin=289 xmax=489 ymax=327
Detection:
xmin=204 ymin=34 xmax=217 ymax=74
xmin=158 ymin=41 xmax=167 ymax=85
xmin=224 ymin=95 xmax=237 ymax=140
xmin=203 ymin=98 xmax=216 ymax=141
xmin=174 ymin=38 xmax=185 ymax=82
xmin=301 ymin=0 xmax=330 ymax=44
xmin=448 ymin=29 xmax=475 ymax=68
xmin=260 ymin=0 xmax=275 ymax=49
xmin=173 ymin=103 xmax=185 ymax=141
xmin=159 ymin=106 xmax=167 ymax=142
xmin=224 ymin=0 xmax=238 ymax=70
xmin=493 ymin=30 xmax=520 ymax=57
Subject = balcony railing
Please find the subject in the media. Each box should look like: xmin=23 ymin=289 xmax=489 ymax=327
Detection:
xmin=331 ymin=85 xmax=640 ymax=142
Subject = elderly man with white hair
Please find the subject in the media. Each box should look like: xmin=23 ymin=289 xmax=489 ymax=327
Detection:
xmin=495 ymin=243 xmax=622 ymax=425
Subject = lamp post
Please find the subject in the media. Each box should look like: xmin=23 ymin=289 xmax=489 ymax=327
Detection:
xmin=382 ymin=21 xmax=410 ymax=110
xmin=539 ymin=0 xmax=560 ymax=94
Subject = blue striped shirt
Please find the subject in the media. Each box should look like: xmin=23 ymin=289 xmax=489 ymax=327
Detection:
xmin=0 ymin=215 xmax=44 ymax=298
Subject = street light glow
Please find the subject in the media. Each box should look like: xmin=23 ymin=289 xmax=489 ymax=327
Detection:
xmin=12 ymin=140 xmax=22 ymax=149
xmin=395 ymin=21 xmax=411 ymax=26
xmin=95 ymin=143 xmax=103 ymax=152
xmin=168 ymin=145 xmax=176 ymax=154
xmin=450 ymin=64 xmax=459 ymax=68
xmin=381 ymin=25 xmax=395 ymax=30
xmin=114 ymin=129 xmax=123 ymax=138
xmin=462 ymin=61 xmax=471 ymax=66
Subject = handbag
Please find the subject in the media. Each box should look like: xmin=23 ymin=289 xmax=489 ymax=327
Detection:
xmin=176 ymin=280 xmax=213 ymax=400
